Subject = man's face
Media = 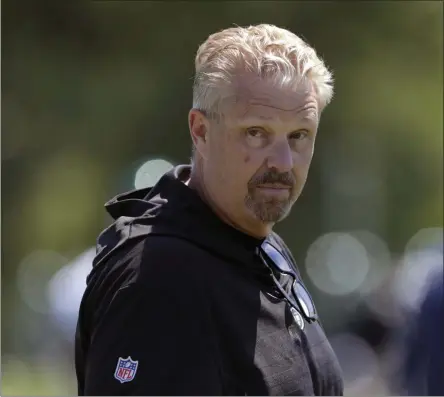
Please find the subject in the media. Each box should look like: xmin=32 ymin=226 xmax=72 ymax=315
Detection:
xmin=194 ymin=73 xmax=320 ymax=233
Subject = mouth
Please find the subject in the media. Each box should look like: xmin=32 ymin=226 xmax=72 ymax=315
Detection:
xmin=256 ymin=184 xmax=291 ymax=190
xmin=255 ymin=185 xmax=292 ymax=198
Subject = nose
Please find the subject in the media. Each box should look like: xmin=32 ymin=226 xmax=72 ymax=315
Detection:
xmin=266 ymin=141 xmax=294 ymax=173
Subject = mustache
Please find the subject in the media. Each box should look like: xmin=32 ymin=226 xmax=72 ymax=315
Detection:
xmin=250 ymin=170 xmax=295 ymax=187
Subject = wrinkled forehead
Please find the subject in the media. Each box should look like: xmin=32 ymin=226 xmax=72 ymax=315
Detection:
xmin=222 ymin=74 xmax=319 ymax=125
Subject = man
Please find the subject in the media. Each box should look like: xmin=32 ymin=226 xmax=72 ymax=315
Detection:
xmin=75 ymin=24 xmax=344 ymax=396
xmin=399 ymin=267 xmax=444 ymax=396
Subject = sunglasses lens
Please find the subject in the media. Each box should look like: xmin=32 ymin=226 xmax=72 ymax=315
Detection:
xmin=294 ymin=281 xmax=316 ymax=319
xmin=261 ymin=242 xmax=317 ymax=322
xmin=262 ymin=242 xmax=293 ymax=273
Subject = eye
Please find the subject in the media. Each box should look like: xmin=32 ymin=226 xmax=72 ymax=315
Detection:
xmin=246 ymin=127 xmax=266 ymax=138
xmin=245 ymin=127 xmax=268 ymax=148
xmin=289 ymin=130 xmax=309 ymax=140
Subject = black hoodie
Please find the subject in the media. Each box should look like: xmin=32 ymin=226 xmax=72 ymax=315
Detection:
xmin=75 ymin=165 xmax=344 ymax=396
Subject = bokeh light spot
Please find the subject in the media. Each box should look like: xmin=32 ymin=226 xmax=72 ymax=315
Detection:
xmin=47 ymin=247 xmax=95 ymax=340
xmin=134 ymin=158 xmax=174 ymax=189
xmin=17 ymin=250 xmax=68 ymax=314
xmin=305 ymin=232 xmax=370 ymax=296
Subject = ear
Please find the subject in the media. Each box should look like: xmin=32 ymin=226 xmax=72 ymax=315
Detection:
xmin=188 ymin=109 xmax=211 ymax=160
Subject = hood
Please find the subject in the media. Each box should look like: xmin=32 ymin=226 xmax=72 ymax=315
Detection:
xmin=93 ymin=164 xmax=265 ymax=271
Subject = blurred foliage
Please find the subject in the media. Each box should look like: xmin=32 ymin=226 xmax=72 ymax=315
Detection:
xmin=1 ymin=0 xmax=443 ymax=383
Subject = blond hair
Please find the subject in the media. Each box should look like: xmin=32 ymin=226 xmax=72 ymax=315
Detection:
xmin=192 ymin=24 xmax=334 ymax=115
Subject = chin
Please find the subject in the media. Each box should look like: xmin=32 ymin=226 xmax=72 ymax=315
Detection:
xmin=245 ymin=193 xmax=297 ymax=223
xmin=252 ymin=204 xmax=293 ymax=224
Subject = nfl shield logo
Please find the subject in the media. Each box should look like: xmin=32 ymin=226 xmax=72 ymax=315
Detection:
xmin=114 ymin=356 xmax=138 ymax=383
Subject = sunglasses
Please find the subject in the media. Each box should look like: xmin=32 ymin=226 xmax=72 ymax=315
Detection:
xmin=259 ymin=241 xmax=318 ymax=323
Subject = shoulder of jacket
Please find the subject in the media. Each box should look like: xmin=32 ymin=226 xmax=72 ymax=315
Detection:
xmin=136 ymin=234 xmax=212 ymax=280
xmin=142 ymin=234 xmax=210 ymax=260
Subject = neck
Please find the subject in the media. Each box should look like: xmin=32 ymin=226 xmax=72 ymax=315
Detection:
xmin=188 ymin=163 xmax=270 ymax=240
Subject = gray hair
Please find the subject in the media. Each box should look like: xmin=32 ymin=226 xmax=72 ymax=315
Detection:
xmin=192 ymin=24 xmax=334 ymax=115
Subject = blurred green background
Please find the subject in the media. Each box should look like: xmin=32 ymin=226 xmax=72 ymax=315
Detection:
xmin=1 ymin=1 xmax=443 ymax=396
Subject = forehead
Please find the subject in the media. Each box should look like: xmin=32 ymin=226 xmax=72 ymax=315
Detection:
xmin=224 ymin=74 xmax=319 ymax=125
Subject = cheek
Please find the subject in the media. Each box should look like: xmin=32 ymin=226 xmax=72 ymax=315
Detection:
xmin=303 ymin=150 xmax=314 ymax=165
xmin=219 ymin=138 xmax=261 ymax=190
xmin=293 ymin=151 xmax=314 ymax=177
xmin=298 ymin=143 xmax=315 ymax=163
